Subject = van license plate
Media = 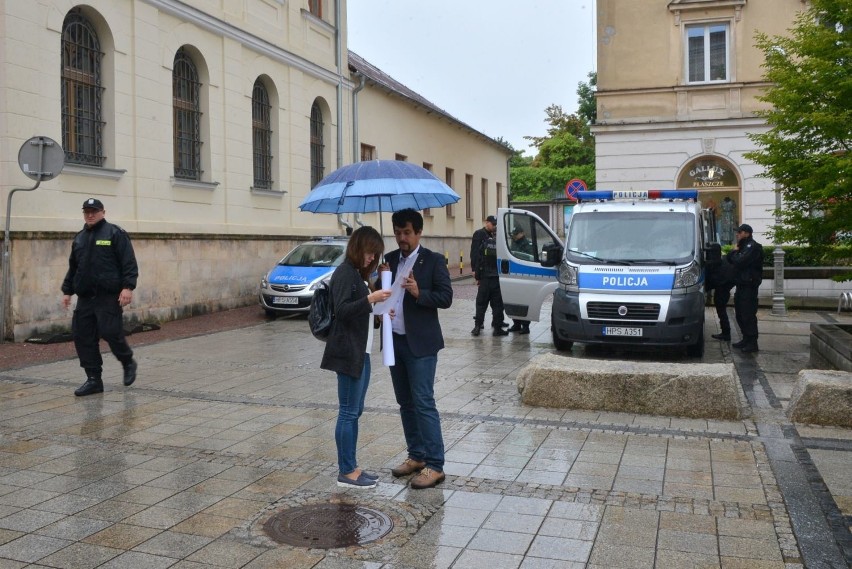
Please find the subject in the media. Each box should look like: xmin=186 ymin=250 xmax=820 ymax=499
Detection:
xmin=273 ymin=297 xmax=298 ymax=305
xmin=603 ymin=327 xmax=642 ymax=337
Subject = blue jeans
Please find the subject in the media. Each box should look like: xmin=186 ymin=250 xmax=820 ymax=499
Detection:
xmin=390 ymin=334 xmax=444 ymax=471
xmin=336 ymin=356 xmax=371 ymax=475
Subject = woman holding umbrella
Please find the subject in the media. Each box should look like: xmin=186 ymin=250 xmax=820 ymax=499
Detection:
xmin=320 ymin=226 xmax=392 ymax=488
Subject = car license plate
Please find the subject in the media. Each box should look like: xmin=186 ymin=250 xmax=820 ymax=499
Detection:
xmin=603 ymin=326 xmax=642 ymax=337
xmin=272 ymin=296 xmax=298 ymax=305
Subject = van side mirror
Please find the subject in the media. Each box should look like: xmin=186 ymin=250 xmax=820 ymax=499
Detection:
xmin=540 ymin=243 xmax=563 ymax=267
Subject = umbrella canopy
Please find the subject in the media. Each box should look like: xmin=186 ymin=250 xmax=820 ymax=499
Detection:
xmin=298 ymin=160 xmax=460 ymax=214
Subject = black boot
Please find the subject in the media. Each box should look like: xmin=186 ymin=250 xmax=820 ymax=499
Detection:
xmin=740 ymin=341 xmax=759 ymax=353
xmin=732 ymin=339 xmax=747 ymax=348
xmin=123 ymin=359 xmax=138 ymax=386
xmin=711 ymin=332 xmax=731 ymax=341
xmin=507 ymin=323 xmax=523 ymax=332
xmin=518 ymin=324 xmax=530 ymax=335
xmin=75 ymin=375 xmax=103 ymax=396
xmin=470 ymin=325 xmax=482 ymax=336
xmin=493 ymin=327 xmax=509 ymax=336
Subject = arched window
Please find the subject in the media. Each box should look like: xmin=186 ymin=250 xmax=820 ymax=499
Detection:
xmin=173 ymin=48 xmax=202 ymax=180
xmin=310 ymin=101 xmax=324 ymax=187
xmin=61 ymin=10 xmax=105 ymax=166
xmin=252 ymin=80 xmax=273 ymax=189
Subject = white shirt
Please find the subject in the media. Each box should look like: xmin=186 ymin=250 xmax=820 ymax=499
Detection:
xmin=390 ymin=246 xmax=420 ymax=336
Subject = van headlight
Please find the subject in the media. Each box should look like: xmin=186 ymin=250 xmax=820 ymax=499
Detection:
xmin=558 ymin=262 xmax=579 ymax=292
xmin=674 ymin=261 xmax=701 ymax=288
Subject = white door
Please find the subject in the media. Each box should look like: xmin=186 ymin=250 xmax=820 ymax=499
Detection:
xmin=496 ymin=208 xmax=563 ymax=322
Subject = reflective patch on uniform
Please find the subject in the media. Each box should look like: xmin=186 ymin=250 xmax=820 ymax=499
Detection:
xmin=96 ymin=240 xmax=112 ymax=246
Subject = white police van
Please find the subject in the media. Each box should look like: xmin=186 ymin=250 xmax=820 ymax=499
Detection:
xmin=497 ymin=190 xmax=717 ymax=357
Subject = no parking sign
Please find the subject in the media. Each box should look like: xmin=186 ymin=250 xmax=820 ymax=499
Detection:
xmin=565 ymin=178 xmax=587 ymax=201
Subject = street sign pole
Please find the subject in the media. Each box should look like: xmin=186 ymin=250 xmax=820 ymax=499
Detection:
xmin=1 ymin=136 xmax=64 ymax=342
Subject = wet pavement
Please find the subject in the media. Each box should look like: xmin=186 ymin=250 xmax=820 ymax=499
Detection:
xmin=0 ymin=279 xmax=850 ymax=568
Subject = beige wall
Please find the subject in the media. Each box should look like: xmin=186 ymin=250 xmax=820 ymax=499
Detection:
xmin=0 ymin=0 xmax=509 ymax=340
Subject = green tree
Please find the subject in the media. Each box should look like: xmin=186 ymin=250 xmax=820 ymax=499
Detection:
xmin=525 ymin=105 xmax=594 ymax=168
xmin=745 ymin=0 xmax=851 ymax=277
xmin=577 ymin=71 xmax=597 ymax=125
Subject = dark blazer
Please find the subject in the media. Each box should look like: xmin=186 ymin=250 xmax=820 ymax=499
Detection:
xmin=320 ymin=260 xmax=373 ymax=378
xmin=385 ymin=246 xmax=453 ymax=357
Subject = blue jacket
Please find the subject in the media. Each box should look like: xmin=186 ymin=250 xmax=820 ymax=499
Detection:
xmin=384 ymin=246 xmax=453 ymax=357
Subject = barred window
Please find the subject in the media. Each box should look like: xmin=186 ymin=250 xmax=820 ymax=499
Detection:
xmin=173 ymin=48 xmax=202 ymax=180
xmin=310 ymin=101 xmax=324 ymax=187
xmin=61 ymin=10 xmax=105 ymax=166
xmin=252 ymin=80 xmax=273 ymax=189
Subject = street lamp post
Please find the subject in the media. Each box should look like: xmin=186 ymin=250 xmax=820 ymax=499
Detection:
xmin=771 ymin=182 xmax=787 ymax=317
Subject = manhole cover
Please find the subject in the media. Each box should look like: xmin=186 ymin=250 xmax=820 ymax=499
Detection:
xmin=263 ymin=503 xmax=394 ymax=549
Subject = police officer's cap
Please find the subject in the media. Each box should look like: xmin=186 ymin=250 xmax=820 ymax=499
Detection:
xmin=734 ymin=223 xmax=753 ymax=234
xmin=82 ymin=198 xmax=104 ymax=211
xmin=485 ymin=215 xmax=497 ymax=224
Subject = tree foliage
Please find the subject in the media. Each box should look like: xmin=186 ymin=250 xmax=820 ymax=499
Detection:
xmin=745 ymin=0 xmax=851 ymax=277
xmin=510 ymin=72 xmax=597 ymax=199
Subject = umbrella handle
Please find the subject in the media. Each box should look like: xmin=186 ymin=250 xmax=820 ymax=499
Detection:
xmin=338 ymin=180 xmax=355 ymax=207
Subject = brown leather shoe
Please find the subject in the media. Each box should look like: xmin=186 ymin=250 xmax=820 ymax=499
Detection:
xmin=410 ymin=467 xmax=445 ymax=489
xmin=391 ymin=458 xmax=426 ymax=478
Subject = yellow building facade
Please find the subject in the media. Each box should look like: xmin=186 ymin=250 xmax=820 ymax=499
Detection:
xmin=594 ymin=0 xmax=808 ymax=245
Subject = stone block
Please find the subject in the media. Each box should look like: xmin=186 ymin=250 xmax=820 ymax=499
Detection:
xmin=787 ymin=369 xmax=852 ymax=427
xmin=517 ymin=354 xmax=742 ymax=420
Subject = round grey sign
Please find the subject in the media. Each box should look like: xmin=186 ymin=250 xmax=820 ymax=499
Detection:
xmin=17 ymin=136 xmax=64 ymax=181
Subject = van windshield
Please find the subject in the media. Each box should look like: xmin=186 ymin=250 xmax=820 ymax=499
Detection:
xmin=566 ymin=212 xmax=694 ymax=263
xmin=280 ymin=244 xmax=345 ymax=267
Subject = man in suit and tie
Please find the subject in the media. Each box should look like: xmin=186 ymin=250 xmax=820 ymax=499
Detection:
xmin=384 ymin=208 xmax=453 ymax=489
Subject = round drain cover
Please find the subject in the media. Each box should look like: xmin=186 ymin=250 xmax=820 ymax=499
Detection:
xmin=264 ymin=503 xmax=394 ymax=548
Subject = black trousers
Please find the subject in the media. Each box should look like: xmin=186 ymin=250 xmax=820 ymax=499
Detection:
xmin=734 ymin=285 xmax=759 ymax=341
xmin=714 ymin=285 xmax=733 ymax=334
xmin=474 ymin=277 xmax=505 ymax=327
xmin=72 ymin=295 xmax=133 ymax=375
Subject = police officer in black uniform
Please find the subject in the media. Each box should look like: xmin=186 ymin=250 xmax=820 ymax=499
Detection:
xmin=62 ymin=198 xmax=139 ymax=396
xmin=726 ymin=223 xmax=763 ymax=352
xmin=706 ymin=242 xmax=735 ymax=341
xmin=470 ymin=216 xmax=508 ymax=336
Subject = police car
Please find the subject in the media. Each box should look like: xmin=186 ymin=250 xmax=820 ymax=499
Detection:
xmin=259 ymin=237 xmax=348 ymax=316
xmin=497 ymin=190 xmax=718 ymax=358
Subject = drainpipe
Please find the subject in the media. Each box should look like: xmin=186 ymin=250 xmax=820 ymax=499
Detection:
xmin=333 ymin=0 xmax=346 ymax=235
xmin=352 ymin=71 xmax=367 ymax=228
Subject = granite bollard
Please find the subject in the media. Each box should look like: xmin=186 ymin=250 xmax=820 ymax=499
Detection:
xmin=787 ymin=369 xmax=852 ymax=427
xmin=517 ymin=353 xmax=742 ymax=420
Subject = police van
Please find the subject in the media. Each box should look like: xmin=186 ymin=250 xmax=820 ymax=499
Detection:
xmin=496 ymin=190 xmax=718 ymax=357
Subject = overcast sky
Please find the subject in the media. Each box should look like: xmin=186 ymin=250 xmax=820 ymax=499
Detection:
xmin=346 ymin=2 xmax=597 ymax=156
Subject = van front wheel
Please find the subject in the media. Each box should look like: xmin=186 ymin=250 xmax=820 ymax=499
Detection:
xmin=551 ymin=314 xmax=573 ymax=351
xmin=686 ymin=329 xmax=705 ymax=358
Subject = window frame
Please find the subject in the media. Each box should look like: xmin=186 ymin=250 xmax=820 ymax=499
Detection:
xmin=251 ymin=79 xmax=273 ymax=190
xmin=684 ymin=21 xmax=730 ymax=84
xmin=310 ymin=101 xmax=325 ymax=188
xmin=61 ymin=9 xmax=105 ymax=167
xmin=173 ymin=47 xmax=203 ymax=180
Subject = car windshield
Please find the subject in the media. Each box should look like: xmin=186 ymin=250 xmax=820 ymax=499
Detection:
xmin=566 ymin=212 xmax=694 ymax=263
xmin=280 ymin=244 xmax=345 ymax=267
